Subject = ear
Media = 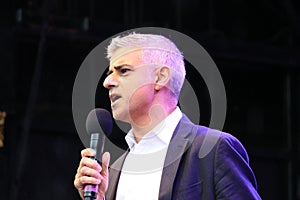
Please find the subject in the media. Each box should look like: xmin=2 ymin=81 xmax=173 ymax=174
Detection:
xmin=155 ymin=66 xmax=171 ymax=91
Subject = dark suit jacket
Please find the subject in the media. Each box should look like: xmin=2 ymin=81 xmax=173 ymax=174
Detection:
xmin=106 ymin=114 xmax=261 ymax=200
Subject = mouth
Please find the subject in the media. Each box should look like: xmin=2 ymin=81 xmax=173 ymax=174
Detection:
xmin=110 ymin=94 xmax=121 ymax=103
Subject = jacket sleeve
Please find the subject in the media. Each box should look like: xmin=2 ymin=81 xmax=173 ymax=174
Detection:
xmin=213 ymin=133 xmax=262 ymax=200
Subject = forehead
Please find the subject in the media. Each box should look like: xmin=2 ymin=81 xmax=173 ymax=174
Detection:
xmin=109 ymin=47 xmax=143 ymax=68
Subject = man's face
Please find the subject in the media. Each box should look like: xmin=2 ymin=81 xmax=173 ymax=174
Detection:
xmin=103 ymin=48 xmax=156 ymax=124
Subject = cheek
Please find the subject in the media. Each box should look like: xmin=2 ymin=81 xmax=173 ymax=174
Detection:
xmin=128 ymin=83 xmax=155 ymax=107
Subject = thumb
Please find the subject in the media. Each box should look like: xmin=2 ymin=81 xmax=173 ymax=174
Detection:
xmin=101 ymin=152 xmax=110 ymax=176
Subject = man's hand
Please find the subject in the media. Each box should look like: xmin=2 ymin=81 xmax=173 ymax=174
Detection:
xmin=74 ymin=149 xmax=110 ymax=200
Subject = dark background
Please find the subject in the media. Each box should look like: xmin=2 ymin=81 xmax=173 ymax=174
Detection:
xmin=0 ymin=0 xmax=299 ymax=199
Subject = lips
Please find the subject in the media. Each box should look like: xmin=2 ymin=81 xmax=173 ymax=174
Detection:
xmin=112 ymin=95 xmax=121 ymax=102
xmin=110 ymin=94 xmax=121 ymax=103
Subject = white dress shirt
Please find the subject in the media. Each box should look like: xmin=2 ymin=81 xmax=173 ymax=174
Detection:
xmin=116 ymin=107 xmax=182 ymax=200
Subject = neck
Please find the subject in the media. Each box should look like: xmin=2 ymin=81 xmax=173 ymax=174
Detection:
xmin=131 ymin=105 xmax=176 ymax=143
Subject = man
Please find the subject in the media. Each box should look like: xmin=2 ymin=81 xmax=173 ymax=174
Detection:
xmin=74 ymin=33 xmax=261 ymax=200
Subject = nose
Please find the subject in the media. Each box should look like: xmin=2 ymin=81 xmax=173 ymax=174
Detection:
xmin=103 ymin=74 xmax=119 ymax=89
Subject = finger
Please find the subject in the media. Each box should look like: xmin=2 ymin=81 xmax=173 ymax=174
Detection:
xmin=80 ymin=166 xmax=102 ymax=179
xmin=101 ymin=152 xmax=110 ymax=176
xmin=76 ymin=175 xmax=101 ymax=187
xmin=81 ymin=148 xmax=96 ymax=157
xmin=78 ymin=157 xmax=102 ymax=172
xmin=74 ymin=167 xmax=104 ymax=188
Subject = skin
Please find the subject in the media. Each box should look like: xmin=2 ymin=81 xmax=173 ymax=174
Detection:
xmin=74 ymin=48 xmax=177 ymax=199
xmin=74 ymin=150 xmax=110 ymax=200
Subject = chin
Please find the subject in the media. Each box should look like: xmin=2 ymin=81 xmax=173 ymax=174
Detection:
xmin=112 ymin=109 xmax=129 ymax=123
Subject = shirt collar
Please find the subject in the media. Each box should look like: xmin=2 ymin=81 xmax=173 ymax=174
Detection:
xmin=125 ymin=107 xmax=182 ymax=150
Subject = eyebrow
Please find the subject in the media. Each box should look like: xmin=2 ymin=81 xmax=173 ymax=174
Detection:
xmin=106 ymin=64 xmax=133 ymax=75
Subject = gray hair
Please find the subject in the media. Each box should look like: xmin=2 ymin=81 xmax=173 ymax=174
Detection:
xmin=106 ymin=33 xmax=186 ymax=99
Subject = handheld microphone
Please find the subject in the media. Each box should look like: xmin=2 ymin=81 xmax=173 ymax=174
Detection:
xmin=84 ymin=108 xmax=112 ymax=200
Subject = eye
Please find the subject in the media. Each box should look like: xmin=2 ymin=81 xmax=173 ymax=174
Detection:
xmin=120 ymin=68 xmax=130 ymax=74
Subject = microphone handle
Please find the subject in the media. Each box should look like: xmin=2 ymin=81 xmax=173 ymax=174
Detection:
xmin=83 ymin=133 xmax=105 ymax=199
xmin=84 ymin=196 xmax=96 ymax=200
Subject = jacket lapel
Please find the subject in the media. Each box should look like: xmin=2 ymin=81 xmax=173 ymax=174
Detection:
xmin=158 ymin=115 xmax=197 ymax=200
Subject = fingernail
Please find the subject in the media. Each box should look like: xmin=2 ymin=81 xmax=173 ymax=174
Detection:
xmin=88 ymin=149 xmax=96 ymax=155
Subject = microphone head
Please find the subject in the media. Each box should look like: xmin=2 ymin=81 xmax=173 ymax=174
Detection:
xmin=86 ymin=108 xmax=112 ymax=136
